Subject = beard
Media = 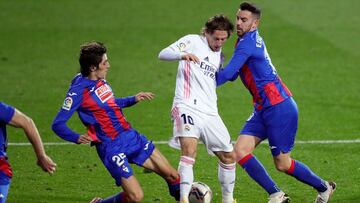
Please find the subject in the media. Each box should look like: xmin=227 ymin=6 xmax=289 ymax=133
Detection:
xmin=237 ymin=29 xmax=245 ymax=37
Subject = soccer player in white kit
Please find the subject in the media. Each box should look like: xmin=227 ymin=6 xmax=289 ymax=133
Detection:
xmin=158 ymin=15 xmax=236 ymax=203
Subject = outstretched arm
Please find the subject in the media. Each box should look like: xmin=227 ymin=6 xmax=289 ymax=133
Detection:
xmin=8 ymin=109 xmax=56 ymax=174
xmin=116 ymin=92 xmax=155 ymax=108
xmin=135 ymin=92 xmax=155 ymax=102
xmin=158 ymin=47 xmax=199 ymax=63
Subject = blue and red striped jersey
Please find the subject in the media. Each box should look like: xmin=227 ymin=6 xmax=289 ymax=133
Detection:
xmin=0 ymin=102 xmax=15 ymax=157
xmin=216 ymin=29 xmax=292 ymax=110
xmin=52 ymin=74 xmax=136 ymax=143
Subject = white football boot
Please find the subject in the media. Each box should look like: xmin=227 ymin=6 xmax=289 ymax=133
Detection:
xmin=315 ymin=181 xmax=336 ymax=203
xmin=268 ymin=191 xmax=290 ymax=203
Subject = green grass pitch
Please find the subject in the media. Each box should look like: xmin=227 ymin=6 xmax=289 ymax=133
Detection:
xmin=1 ymin=0 xmax=359 ymax=202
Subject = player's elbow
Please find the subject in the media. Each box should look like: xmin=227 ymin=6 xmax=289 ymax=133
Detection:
xmin=51 ymin=121 xmax=61 ymax=135
xmin=158 ymin=50 xmax=166 ymax=60
xmin=21 ymin=114 xmax=35 ymax=131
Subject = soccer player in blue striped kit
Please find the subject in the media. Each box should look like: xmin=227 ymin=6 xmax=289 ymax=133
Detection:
xmin=216 ymin=2 xmax=336 ymax=203
xmin=52 ymin=41 xmax=180 ymax=203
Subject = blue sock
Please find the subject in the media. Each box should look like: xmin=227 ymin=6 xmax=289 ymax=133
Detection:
xmin=167 ymin=176 xmax=180 ymax=201
xmin=101 ymin=192 xmax=125 ymax=203
xmin=238 ymin=154 xmax=280 ymax=194
xmin=286 ymin=159 xmax=327 ymax=192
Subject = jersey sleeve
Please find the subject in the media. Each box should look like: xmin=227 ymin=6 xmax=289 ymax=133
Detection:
xmin=216 ymin=36 xmax=254 ymax=86
xmin=115 ymin=96 xmax=136 ymax=108
xmin=0 ymin=102 xmax=15 ymax=124
xmin=51 ymin=87 xmax=83 ymax=144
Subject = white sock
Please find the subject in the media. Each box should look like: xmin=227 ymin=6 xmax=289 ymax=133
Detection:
xmin=179 ymin=156 xmax=195 ymax=202
xmin=218 ymin=162 xmax=236 ymax=203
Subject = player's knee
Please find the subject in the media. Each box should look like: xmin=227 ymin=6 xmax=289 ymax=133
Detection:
xmin=274 ymin=162 xmax=290 ymax=172
xmin=127 ymin=190 xmax=144 ymax=203
xmin=234 ymin=147 xmax=251 ymax=161
xmin=218 ymin=151 xmax=236 ymax=164
xmin=181 ymin=148 xmax=197 ymax=158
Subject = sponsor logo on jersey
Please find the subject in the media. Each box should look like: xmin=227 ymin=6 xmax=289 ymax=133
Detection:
xmin=199 ymin=61 xmax=216 ymax=79
xmin=68 ymin=92 xmax=77 ymax=96
xmin=204 ymin=56 xmax=209 ymax=62
xmin=95 ymin=84 xmax=113 ymax=103
xmin=62 ymin=97 xmax=73 ymax=111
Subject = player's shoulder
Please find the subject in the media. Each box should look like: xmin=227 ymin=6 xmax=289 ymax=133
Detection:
xmin=0 ymin=102 xmax=13 ymax=112
xmin=67 ymin=73 xmax=91 ymax=94
xmin=247 ymin=30 xmax=264 ymax=47
xmin=237 ymin=30 xmax=263 ymax=49
xmin=180 ymin=34 xmax=201 ymax=42
xmin=0 ymin=102 xmax=15 ymax=122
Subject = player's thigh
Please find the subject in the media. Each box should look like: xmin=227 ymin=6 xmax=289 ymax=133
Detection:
xmin=142 ymin=148 xmax=177 ymax=178
xmin=97 ymin=144 xmax=135 ymax=186
xmin=171 ymin=106 xmax=201 ymax=140
xmin=0 ymin=183 xmax=10 ymax=203
xmin=265 ymin=98 xmax=298 ymax=157
xmin=202 ymin=114 xmax=233 ymax=154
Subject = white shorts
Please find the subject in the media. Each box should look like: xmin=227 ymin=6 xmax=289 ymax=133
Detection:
xmin=169 ymin=105 xmax=233 ymax=155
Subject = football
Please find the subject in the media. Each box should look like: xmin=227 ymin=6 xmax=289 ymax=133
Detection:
xmin=188 ymin=182 xmax=212 ymax=203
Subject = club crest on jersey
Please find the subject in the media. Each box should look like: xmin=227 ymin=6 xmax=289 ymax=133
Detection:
xmin=95 ymin=84 xmax=113 ymax=103
xmin=62 ymin=97 xmax=73 ymax=111
xmin=184 ymin=124 xmax=191 ymax=131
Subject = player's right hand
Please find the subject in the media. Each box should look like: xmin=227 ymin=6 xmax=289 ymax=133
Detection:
xmin=181 ymin=53 xmax=200 ymax=64
xmin=78 ymin=134 xmax=93 ymax=144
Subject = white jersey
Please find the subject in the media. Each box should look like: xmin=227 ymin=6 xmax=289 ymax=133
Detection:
xmin=167 ymin=34 xmax=223 ymax=115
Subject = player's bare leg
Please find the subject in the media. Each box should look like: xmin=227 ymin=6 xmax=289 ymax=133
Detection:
xmin=142 ymin=148 xmax=180 ymax=201
xmin=90 ymin=176 xmax=143 ymax=203
xmin=214 ymin=151 xmax=236 ymax=203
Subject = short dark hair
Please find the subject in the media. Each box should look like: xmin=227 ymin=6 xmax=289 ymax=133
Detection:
xmin=79 ymin=41 xmax=107 ymax=76
xmin=240 ymin=2 xmax=261 ymax=18
xmin=203 ymin=14 xmax=234 ymax=38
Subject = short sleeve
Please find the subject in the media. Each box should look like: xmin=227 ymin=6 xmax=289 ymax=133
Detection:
xmin=0 ymin=102 xmax=15 ymax=124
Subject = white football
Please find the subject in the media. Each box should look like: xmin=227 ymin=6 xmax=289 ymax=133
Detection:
xmin=188 ymin=182 xmax=212 ymax=203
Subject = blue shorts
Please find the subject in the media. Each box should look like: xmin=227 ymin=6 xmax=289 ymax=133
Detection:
xmin=95 ymin=129 xmax=155 ymax=186
xmin=241 ymin=97 xmax=298 ymax=156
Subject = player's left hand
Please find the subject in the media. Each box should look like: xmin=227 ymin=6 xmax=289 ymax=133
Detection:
xmin=135 ymin=92 xmax=155 ymax=102
xmin=37 ymin=154 xmax=57 ymax=174
xmin=78 ymin=134 xmax=93 ymax=144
